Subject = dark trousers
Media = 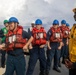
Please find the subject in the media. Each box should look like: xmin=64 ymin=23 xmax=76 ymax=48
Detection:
xmin=1 ymin=50 xmax=6 ymax=67
xmin=5 ymin=54 xmax=26 ymax=75
xmin=26 ymin=46 xmax=46 ymax=75
xmin=61 ymin=39 xmax=69 ymax=62
xmin=61 ymin=44 xmax=68 ymax=58
xmin=69 ymin=69 xmax=76 ymax=75
xmin=46 ymin=43 xmax=61 ymax=70
xmin=60 ymin=44 xmax=69 ymax=64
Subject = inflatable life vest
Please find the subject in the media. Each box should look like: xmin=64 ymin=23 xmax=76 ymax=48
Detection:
xmin=50 ymin=27 xmax=63 ymax=42
xmin=6 ymin=26 xmax=27 ymax=51
xmin=32 ymin=27 xmax=46 ymax=45
xmin=67 ymin=27 xmax=70 ymax=34
xmin=69 ymin=24 xmax=76 ymax=62
xmin=60 ymin=26 xmax=70 ymax=38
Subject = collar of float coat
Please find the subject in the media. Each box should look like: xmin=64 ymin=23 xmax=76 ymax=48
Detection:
xmin=7 ymin=25 xmax=23 ymax=35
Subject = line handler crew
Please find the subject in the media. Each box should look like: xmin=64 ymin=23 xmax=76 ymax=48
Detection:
xmin=26 ymin=19 xmax=47 ymax=75
xmin=46 ymin=20 xmax=63 ymax=75
xmin=0 ymin=17 xmax=33 ymax=75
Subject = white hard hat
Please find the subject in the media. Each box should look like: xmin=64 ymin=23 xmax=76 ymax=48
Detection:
xmin=31 ymin=20 xmax=35 ymax=24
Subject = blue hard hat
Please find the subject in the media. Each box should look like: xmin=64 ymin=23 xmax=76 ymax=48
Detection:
xmin=66 ymin=23 xmax=70 ymax=26
xmin=35 ymin=19 xmax=42 ymax=25
xmin=61 ymin=20 xmax=66 ymax=24
xmin=9 ymin=17 xmax=19 ymax=24
xmin=53 ymin=19 xmax=59 ymax=25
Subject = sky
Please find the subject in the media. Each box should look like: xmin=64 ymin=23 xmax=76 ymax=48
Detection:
xmin=0 ymin=0 xmax=76 ymax=30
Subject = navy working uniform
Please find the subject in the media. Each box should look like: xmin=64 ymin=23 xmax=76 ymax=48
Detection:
xmin=46 ymin=20 xmax=62 ymax=75
xmin=26 ymin=19 xmax=46 ymax=75
xmin=3 ymin=17 xmax=32 ymax=75
xmin=5 ymin=30 xmax=31 ymax=75
xmin=60 ymin=20 xmax=69 ymax=64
